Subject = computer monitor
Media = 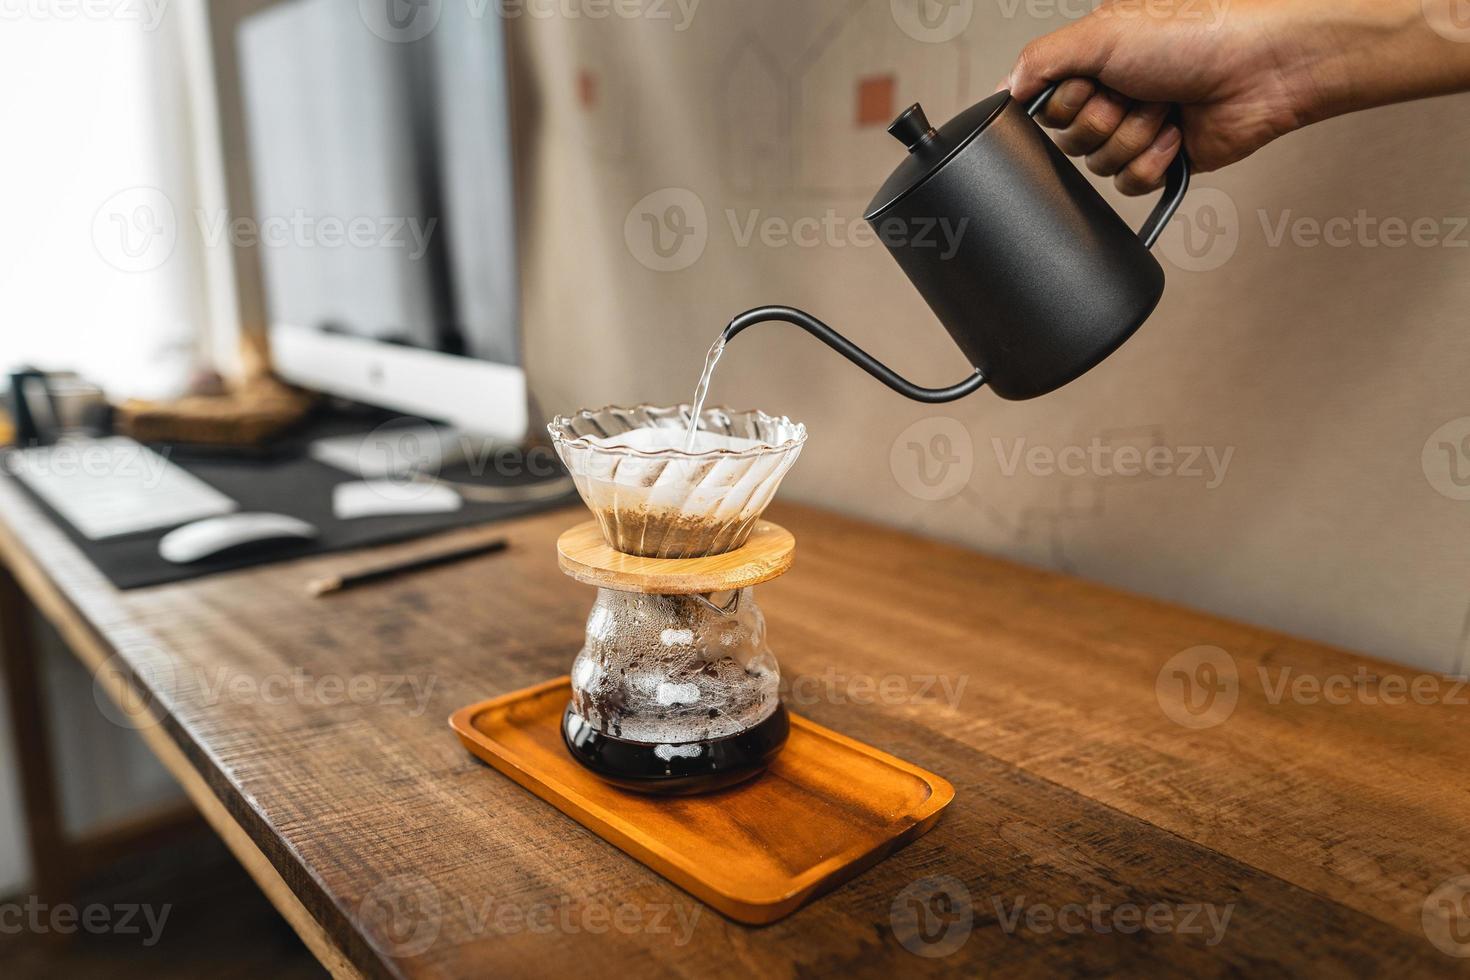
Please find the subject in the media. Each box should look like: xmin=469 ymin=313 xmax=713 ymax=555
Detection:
xmin=208 ymin=0 xmax=527 ymax=440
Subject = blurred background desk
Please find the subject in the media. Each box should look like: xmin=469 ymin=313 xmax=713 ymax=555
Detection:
xmin=1 ymin=475 xmax=1467 ymax=977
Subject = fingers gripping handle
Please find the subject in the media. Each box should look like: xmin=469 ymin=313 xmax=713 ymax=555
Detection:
xmin=1025 ymin=82 xmax=1190 ymax=249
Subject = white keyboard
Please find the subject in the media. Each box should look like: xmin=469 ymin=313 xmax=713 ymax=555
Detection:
xmin=6 ymin=437 xmax=237 ymax=540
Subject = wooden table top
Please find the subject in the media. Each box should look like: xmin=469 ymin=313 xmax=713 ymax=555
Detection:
xmin=1 ymin=478 xmax=1467 ymax=978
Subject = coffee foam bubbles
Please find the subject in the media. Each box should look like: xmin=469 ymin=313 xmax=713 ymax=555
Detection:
xmin=589 ymin=429 xmax=768 ymax=454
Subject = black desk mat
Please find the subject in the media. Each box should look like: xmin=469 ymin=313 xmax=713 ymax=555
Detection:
xmin=5 ymin=442 xmax=578 ymax=590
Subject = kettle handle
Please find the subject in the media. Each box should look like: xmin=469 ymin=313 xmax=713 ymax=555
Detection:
xmin=1026 ymin=83 xmax=1190 ymax=250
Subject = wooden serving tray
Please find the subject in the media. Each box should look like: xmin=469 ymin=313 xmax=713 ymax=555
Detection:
xmin=450 ymin=678 xmax=954 ymax=924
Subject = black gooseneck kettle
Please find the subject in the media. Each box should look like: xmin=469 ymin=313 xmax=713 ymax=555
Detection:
xmin=723 ymin=84 xmax=1190 ymax=401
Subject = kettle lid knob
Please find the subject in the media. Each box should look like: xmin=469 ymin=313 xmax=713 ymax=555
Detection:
xmin=888 ymin=103 xmax=938 ymax=152
xmin=867 ymin=90 xmax=1011 ymax=220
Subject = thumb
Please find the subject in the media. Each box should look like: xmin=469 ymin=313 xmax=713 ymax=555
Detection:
xmin=1007 ymin=18 xmax=1116 ymax=100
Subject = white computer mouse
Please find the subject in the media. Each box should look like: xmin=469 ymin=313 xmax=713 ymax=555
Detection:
xmin=158 ymin=512 xmax=319 ymax=564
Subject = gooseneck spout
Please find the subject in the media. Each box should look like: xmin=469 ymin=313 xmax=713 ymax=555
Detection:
xmin=722 ymin=306 xmax=986 ymax=404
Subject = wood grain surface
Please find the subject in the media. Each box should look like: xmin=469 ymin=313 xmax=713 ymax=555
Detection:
xmin=556 ymin=520 xmax=794 ymax=593
xmin=451 ymin=677 xmax=952 ymax=924
xmin=1 ymin=476 xmax=1468 ymax=978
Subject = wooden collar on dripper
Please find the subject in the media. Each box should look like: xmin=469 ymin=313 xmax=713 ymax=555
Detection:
xmin=556 ymin=521 xmax=794 ymax=594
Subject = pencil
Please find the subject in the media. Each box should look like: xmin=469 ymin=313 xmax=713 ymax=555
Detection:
xmin=309 ymin=537 xmax=510 ymax=596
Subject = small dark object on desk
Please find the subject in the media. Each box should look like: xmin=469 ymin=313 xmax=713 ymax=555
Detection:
xmin=309 ymin=536 xmax=509 ymax=596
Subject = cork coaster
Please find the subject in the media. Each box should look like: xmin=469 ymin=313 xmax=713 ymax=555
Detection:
xmin=556 ymin=520 xmax=794 ymax=594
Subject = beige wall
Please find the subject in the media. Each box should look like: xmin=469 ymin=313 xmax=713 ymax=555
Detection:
xmin=510 ymin=1 xmax=1470 ymax=675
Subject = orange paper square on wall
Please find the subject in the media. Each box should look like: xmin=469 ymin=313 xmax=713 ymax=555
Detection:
xmin=578 ymin=69 xmax=597 ymax=110
xmin=857 ymin=75 xmax=896 ymax=127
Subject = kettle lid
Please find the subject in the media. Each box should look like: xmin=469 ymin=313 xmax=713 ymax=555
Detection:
xmin=864 ymin=91 xmax=1010 ymax=221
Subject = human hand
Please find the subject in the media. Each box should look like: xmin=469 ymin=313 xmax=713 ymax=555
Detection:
xmin=1006 ymin=0 xmax=1470 ymax=194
